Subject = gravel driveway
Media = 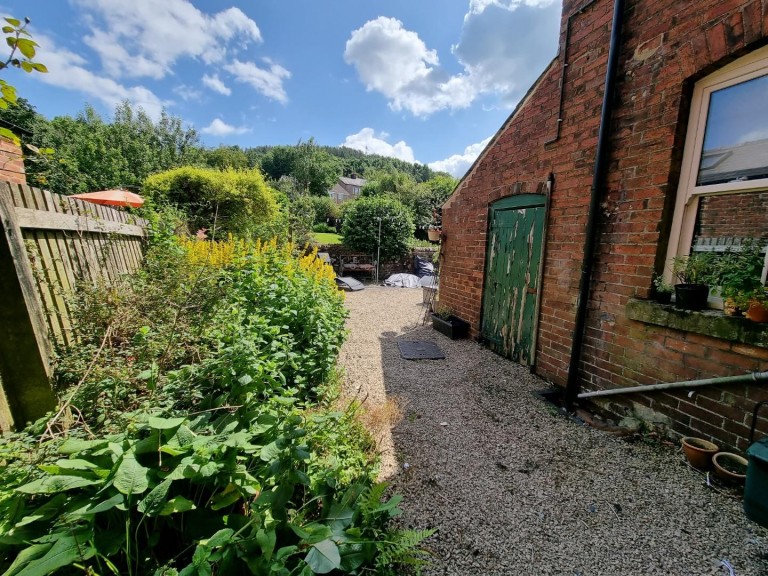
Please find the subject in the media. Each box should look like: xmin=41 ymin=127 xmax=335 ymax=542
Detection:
xmin=339 ymin=286 xmax=768 ymax=576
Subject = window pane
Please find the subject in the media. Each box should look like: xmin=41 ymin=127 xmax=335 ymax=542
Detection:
xmin=697 ymin=74 xmax=768 ymax=185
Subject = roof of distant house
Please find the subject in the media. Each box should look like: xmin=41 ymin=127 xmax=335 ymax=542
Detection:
xmin=698 ymin=138 xmax=768 ymax=185
xmin=340 ymin=176 xmax=366 ymax=187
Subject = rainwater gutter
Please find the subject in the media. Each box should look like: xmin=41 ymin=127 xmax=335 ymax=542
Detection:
xmin=563 ymin=0 xmax=626 ymax=409
xmin=577 ymin=371 xmax=768 ymax=399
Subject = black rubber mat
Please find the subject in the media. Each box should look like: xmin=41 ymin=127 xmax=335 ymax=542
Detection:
xmin=397 ymin=340 xmax=445 ymax=360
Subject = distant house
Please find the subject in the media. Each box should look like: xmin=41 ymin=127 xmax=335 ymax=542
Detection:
xmin=329 ymin=175 xmax=366 ymax=204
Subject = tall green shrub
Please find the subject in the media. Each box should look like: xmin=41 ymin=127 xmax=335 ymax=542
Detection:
xmin=143 ymin=167 xmax=278 ymax=239
xmin=342 ymin=196 xmax=414 ymax=261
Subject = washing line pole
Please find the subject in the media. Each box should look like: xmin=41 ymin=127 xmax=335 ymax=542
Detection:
xmin=376 ymin=217 xmax=382 ymax=284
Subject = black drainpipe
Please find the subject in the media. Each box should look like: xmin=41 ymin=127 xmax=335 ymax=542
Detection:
xmin=563 ymin=0 xmax=626 ymax=409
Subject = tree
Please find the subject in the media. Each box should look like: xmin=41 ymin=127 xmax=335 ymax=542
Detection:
xmin=308 ymin=195 xmax=340 ymax=225
xmin=292 ymin=138 xmax=341 ymax=196
xmin=21 ymin=102 xmax=202 ymax=194
xmin=142 ymin=167 xmax=279 ymax=239
xmin=259 ymin=145 xmax=296 ymax=182
xmin=342 ymin=196 xmax=414 ymax=261
xmin=203 ymin=145 xmax=252 ymax=170
xmin=259 ymin=139 xmax=341 ymax=197
xmin=414 ymin=174 xmax=457 ymax=229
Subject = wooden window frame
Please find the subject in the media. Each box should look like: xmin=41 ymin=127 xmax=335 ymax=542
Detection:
xmin=664 ymin=45 xmax=768 ymax=287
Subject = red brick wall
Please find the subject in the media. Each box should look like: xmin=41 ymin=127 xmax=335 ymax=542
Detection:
xmin=441 ymin=0 xmax=768 ymax=451
xmin=0 ymin=138 xmax=26 ymax=185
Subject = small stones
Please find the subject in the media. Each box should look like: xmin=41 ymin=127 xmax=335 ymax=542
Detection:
xmin=340 ymin=287 xmax=768 ymax=575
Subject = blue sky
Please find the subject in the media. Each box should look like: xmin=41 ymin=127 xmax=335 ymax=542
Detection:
xmin=5 ymin=0 xmax=562 ymax=177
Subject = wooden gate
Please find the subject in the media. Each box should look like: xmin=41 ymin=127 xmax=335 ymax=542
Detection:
xmin=481 ymin=193 xmax=547 ymax=366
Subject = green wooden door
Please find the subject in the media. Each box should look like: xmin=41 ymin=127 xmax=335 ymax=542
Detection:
xmin=481 ymin=194 xmax=546 ymax=365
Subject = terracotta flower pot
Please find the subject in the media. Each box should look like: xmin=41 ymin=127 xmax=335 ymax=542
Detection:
xmin=681 ymin=436 xmax=719 ymax=470
xmin=712 ymin=452 xmax=748 ymax=484
xmin=427 ymin=228 xmax=441 ymax=242
xmin=747 ymin=300 xmax=768 ymax=323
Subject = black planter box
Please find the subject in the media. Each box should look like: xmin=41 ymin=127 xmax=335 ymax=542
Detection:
xmin=674 ymin=283 xmax=709 ymax=310
xmin=431 ymin=314 xmax=470 ymax=339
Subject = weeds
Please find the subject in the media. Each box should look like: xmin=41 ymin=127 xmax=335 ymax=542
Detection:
xmin=0 ymin=235 xmax=432 ymax=575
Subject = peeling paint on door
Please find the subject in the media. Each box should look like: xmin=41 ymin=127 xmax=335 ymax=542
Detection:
xmin=481 ymin=194 xmax=546 ymax=366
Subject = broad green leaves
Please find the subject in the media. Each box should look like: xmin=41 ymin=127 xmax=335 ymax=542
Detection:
xmin=16 ymin=476 xmax=101 ymax=494
xmin=304 ymin=539 xmax=341 ymax=574
xmin=113 ymin=454 xmax=150 ymax=495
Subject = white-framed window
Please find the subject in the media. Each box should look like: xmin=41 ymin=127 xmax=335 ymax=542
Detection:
xmin=664 ymin=45 xmax=768 ymax=290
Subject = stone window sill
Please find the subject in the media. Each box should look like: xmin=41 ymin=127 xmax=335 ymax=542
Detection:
xmin=625 ymin=298 xmax=768 ymax=349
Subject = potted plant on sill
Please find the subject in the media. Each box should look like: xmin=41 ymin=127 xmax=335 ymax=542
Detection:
xmin=431 ymin=305 xmax=470 ymax=339
xmin=652 ymin=274 xmax=674 ymax=304
xmin=713 ymin=239 xmax=768 ymax=320
xmin=427 ymin=207 xmax=442 ymax=242
xmin=671 ymin=252 xmax=715 ymax=310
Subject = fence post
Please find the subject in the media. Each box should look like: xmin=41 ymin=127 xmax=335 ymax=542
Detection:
xmin=0 ymin=182 xmax=56 ymax=428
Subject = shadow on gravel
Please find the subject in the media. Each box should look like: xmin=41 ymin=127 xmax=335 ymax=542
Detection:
xmin=375 ymin=324 xmax=768 ymax=576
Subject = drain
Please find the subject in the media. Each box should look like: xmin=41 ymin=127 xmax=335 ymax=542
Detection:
xmin=397 ymin=340 xmax=445 ymax=360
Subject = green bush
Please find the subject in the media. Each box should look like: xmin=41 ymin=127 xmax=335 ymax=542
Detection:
xmin=288 ymin=195 xmax=316 ymax=247
xmin=309 ymin=196 xmax=341 ymax=224
xmin=0 ymin=237 xmax=433 ymax=575
xmin=142 ymin=167 xmax=279 ymax=239
xmin=342 ymin=196 xmax=415 ymax=261
xmin=312 ymin=222 xmax=336 ymax=233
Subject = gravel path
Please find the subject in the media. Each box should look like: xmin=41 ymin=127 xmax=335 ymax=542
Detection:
xmin=339 ymin=286 xmax=768 ymax=576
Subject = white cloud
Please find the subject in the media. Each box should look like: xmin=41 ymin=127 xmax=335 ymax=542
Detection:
xmin=343 ymin=3 xmax=560 ymax=116
xmin=32 ymin=33 xmax=166 ymax=118
xmin=201 ymin=118 xmax=251 ymax=136
xmin=173 ymin=84 xmax=202 ymax=101
xmin=341 ymin=128 xmax=416 ymax=162
xmin=202 ymin=73 xmax=231 ymax=96
xmin=73 ymin=0 xmax=262 ymax=79
xmin=344 ymin=17 xmax=475 ymax=117
xmin=467 ymin=0 xmax=558 ymax=18
xmin=453 ymin=1 xmax=561 ymax=106
xmin=429 ymin=136 xmax=492 ymax=178
xmin=224 ymin=59 xmax=291 ymax=103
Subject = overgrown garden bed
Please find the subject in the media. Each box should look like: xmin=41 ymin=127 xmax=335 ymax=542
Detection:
xmin=0 ymin=233 xmax=431 ymax=575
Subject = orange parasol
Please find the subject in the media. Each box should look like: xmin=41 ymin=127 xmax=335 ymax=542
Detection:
xmin=70 ymin=189 xmax=145 ymax=208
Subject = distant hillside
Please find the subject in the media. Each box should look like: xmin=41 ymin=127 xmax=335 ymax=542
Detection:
xmin=248 ymin=144 xmax=446 ymax=183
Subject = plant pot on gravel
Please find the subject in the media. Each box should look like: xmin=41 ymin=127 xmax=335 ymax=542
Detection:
xmin=681 ymin=437 xmax=719 ymax=470
xmin=712 ymin=452 xmax=748 ymax=484
xmin=431 ymin=313 xmax=469 ymax=340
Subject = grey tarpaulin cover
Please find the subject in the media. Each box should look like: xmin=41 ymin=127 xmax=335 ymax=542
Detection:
xmin=384 ymin=273 xmax=421 ymax=288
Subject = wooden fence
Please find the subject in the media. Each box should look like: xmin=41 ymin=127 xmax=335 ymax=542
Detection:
xmin=0 ymin=181 xmax=146 ymax=430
